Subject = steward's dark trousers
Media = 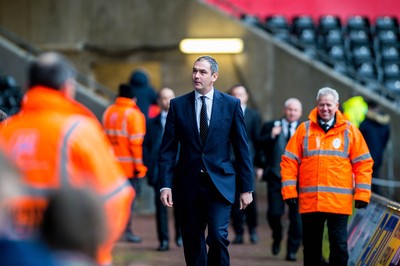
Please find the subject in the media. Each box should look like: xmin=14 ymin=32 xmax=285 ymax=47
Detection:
xmin=301 ymin=212 xmax=349 ymax=266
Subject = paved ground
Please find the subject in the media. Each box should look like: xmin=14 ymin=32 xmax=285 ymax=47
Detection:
xmin=112 ymin=184 xmax=304 ymax=266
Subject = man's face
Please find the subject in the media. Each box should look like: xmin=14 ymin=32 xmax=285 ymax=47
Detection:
xmin=317 ymin=94 xmax=339 ymax=122
xmin=192 ymin=59 xmax=218 ymax=95
xmin=158 ymin=88 xmax=175 ymax=112
xmin=230 ymin=86 xmax=248 ymax=105
xmin=284 ymin=101 xmax=302 ymax=123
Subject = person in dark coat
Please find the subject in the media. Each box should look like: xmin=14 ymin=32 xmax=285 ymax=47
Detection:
xmin=228 ymin=84 xmax=263 ymax=244
xmin=359 ymin=100 xmax=390 ymax=196
xmin=143 ymin=87 xmax=182 ymax=251
xmin=129 ymin=69 xmax=158 ymax=120
xmin=258 ymin=98 xmax=303 ymax=261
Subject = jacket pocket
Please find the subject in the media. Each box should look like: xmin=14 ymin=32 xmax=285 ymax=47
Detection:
xmin=221 ymin=162 xmax=235 ymax=174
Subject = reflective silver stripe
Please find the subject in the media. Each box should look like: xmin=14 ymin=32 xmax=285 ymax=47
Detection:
xmin=355 ymin=183 xmax=371 ymax=190
xmin=103 ymin=179 xmax=132 ymax=201
xmin=23 ymin=185 xmax=56 ymax=197
xmin=122 ymin=109 xmax=136 ymax=136
xmin=282 ymin=180 xmax=297 ymax=187
xmin=22 ymin=179 xmax=131 ymax=203
xmin=129 ymin=134 xmax=145 ymax=140
xmin=283 ymin=150 xmax=300 ymax=164
xmin=61 ymin=119 xmax=82 ymax=186
xmin=118 ymin=156 xmax=143 ymax=163
xmin=352 ymin=153 xmax=372 ymax=164
xmin=104 ymin=129 xmax=127 ymax=137
xmin=303 ymin=121 xmax=310 ymax=157
xmin=307 ymin=149 xmax=348 ymax=157
xmin=105 ymin=129 xmax=143 ymax=140
xmin=300 ymin=186 xmax=354 ymax=194
xmin=122 ymin=110 xmax=128 ymax=136
xmin=105 ymin=130 xmax=143 ymax=139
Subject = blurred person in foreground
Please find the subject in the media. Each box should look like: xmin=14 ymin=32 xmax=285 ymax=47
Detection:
xmin=0 ymin=151 xmax=55 ymax=266
xmin=159 ymin=56 xmax=254 ymax=266
xmin=102 ymin=83 xmax=147 ymax=243
xmin=228 ymin=84 xmax=262 ymax=244
xmin=258 ymin=98 xmax=303 ymax=261
xmin=41 ymin=188 xmax=105 ymax=266
xmin=143 ymin=87 xmax=182 ymax=251
xmin=0 ymin=52 xmax=134 ymax=266
xmin=281 ymin=87 xmax=373 ymax=266
xmin=359 ymin=100 xmax=390 ymax=196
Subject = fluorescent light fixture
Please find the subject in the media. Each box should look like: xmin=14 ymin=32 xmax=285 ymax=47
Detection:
xmin=179 ymin=38 xmax=244 ymax=54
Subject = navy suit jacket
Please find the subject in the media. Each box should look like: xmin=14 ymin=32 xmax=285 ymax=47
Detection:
xmin=258 ymin=119 xmax=301 ymax=180
xmin=159 ymin=89 xmax=254 ymax=206
xmin=143 ymin=114 xmax=163 ymax=187
xmin=243 ymin=107 xmax=262 ymax=163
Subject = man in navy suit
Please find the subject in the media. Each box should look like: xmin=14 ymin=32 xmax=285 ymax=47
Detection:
xmin=159 ymin=56 xmax=254 ymax=266
xmin=143 ymin=87 xmax=182 ymax=251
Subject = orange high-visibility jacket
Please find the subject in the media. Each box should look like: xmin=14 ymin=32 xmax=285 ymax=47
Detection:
xmin=102 ymin=97 xmax=147 ymax=178
xmin=0 ymin=86 xmax=134 ymax=266
xmin=281 ymin=108 xmax=373 ymax=215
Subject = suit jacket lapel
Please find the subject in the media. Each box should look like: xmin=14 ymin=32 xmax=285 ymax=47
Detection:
xmin=207 ymin=89 xmax=222 ymax=144
xmin=184 ymin=91 xmax=200 ymax=143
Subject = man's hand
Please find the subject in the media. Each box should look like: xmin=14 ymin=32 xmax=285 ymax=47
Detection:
xmin=355 ymin=200 xmax=368 ymax=209
xmin=271 ymin=125 xmax=282 ymax=139
xmin=285 ymin=198 xmax=298 ymax=207
xmin=240 ymin=192 xmax=253 ymax=210
xmin=160 ymin=189 xmax=173 ymax=207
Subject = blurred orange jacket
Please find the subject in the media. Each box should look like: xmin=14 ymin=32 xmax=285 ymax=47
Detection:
xmin=102 ymin=97 xmax=147 ymax=178
xmin=0 ymin=86 xmax=134 ymax=266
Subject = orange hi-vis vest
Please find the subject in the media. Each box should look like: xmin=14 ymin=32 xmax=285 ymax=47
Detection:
xmin=102 ymin=97 xmax=147 ymax=178
xmin=281 ymin=108 xmax=373 ymax=215
xmin=0 ymin=86 xmax=134 ymax=266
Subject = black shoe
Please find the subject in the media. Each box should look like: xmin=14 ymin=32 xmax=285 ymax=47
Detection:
xmin=249 ymin=232 xmax=258 ymax=244
xmin=157 ymin=240 xmax=169 ymax=251
xmin=176 ymin=236 xmax=183 ymax=247
xmin=124 ymin=232 xmax=142 ymax=243
xmin=232 ymin=235 xmax=243 ymax=244
xmin=286 ymin=252 xmax=297 ymax=261
xmin=272 ymin=241 xmax=280 ymax=255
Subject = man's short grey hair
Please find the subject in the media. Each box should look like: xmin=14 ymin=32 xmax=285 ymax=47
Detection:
xmin=284 ymin=98 xmax=302 ymax=109
xmin=316 ymin=87 xmax=339 ymax=103
xmin=195 ymin=55 xmax=219 ymax=74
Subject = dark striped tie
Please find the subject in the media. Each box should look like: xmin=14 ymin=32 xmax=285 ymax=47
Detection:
xmin=287 ymin=123 xmax=292 ymax=142
xmin=200 ymin=96 xmax=208 ymax=144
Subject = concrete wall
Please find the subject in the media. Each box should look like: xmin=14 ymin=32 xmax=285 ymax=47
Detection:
xmin=1 ymin=0 xmax=399 ymax=199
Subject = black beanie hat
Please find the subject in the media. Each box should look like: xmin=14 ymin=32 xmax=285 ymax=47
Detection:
xmin=118 ymin=83 xmax=136 ymax=99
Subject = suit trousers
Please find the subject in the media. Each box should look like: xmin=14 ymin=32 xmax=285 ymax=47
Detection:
xmin=153 ymin=184 xmax=181 ymax=243
xmin=266 ymin=175 xmax=302 ymax=253
xmin=301 ymin=212 xmax=349 ymax=266
xmin=178 ymin=172 xmax=232 ymax=266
